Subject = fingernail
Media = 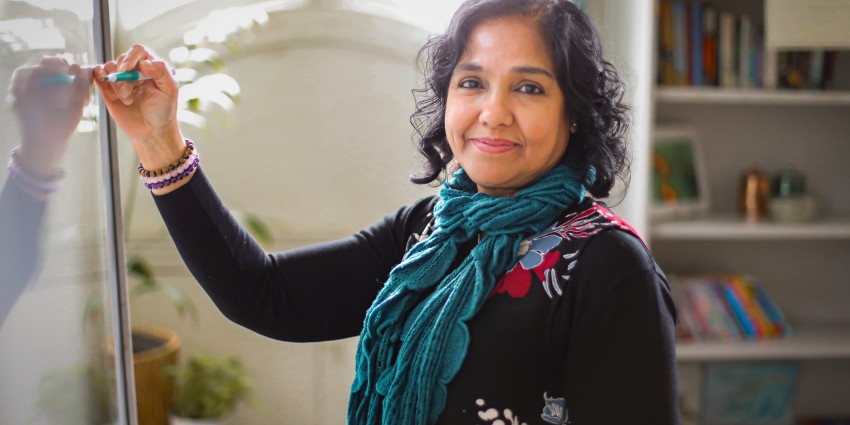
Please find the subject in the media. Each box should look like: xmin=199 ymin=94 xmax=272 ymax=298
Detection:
xmin=141 ymin=60 xmax=152 ymax=67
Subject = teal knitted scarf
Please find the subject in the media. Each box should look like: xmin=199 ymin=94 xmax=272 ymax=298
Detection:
xmin=349 ymin=164 xmax=587 ymax=425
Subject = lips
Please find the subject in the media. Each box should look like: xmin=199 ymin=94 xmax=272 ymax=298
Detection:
xmin=471 ymin=137 xmax=518 ymax=154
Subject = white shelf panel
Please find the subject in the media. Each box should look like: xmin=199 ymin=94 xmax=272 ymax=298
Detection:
xmin=650 ymin=215 xmax=850 ymax=241
xmin=655 ymin=86 xmax=850 ymax=106
xmin=677 ymin=324 xmax=850 ymax=361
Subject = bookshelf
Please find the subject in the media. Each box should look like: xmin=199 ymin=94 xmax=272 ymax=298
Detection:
xmin=677 ymin=324 xmax=850 ymax=362
xmin=651 ymin=216 xmax=850 ymax=240
xmin=650 ymin=0 xmax=850 ymax=422
xmin=655 ymin=86 xmax=850 ymax=106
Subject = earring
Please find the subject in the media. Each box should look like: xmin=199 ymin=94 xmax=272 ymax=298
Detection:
xmin=570 ymin=122 xmax=578 ymax=134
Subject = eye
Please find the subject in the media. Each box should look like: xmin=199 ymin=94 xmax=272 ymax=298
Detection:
xmin=518 ymin=83 xmax=544 ymax=95
xmin=458 ymin=79 xmax=482 ymax=89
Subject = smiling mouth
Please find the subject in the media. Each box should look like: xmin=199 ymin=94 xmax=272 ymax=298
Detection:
xmin=471 ymin=138 xmax=518 ymax=154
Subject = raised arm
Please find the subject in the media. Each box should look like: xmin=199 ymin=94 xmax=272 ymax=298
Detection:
xmin=1 ymin=58 xmax=92 ymax=327
xmin=152 ymin=167 xmax=434 ymax=342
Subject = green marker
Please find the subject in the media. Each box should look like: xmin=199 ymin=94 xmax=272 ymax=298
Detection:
xmin=102 ymin=69 xmax=175 ymax=82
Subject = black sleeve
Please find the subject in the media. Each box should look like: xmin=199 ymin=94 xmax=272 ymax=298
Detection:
xmin=560 ymin=230 xmax=681 ymax=425
xmin=0 ymin=179 xmax=48 ymax=327
xmin=152 ymin=166 xmax=435 ymax=342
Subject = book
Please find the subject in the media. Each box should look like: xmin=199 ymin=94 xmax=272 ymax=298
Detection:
xmin=702 ymin=4 xmax=718 ymax=85
xmin=689 ymin=2 xmax=704 ymax=86
xmin=751 ymin=276 xmax=794 ymax=337
xmin=669 ymin=275 xmax=699 ymax=340
xmin=672 ymin=1 xmax=689 ymax=85
xmin=718 ymin=12 xmax=737 ymax=87
xmin=658 ymin=0 xmax=676 ymax=85
xmin=684 ymin=276 xmax=740 ymax=341
xmin=718 ymin=276 xmax=757 ymax=340
xmin=706 ymin=278 xmax=743 ymax=340
xmin=738 ymin=14 xmax=752 ymax=88
xmin=732 ymin=275 xmax=779 ymax=338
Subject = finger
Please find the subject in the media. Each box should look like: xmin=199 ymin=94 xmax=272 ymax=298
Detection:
xmin=9 ymin=65 xmax=35 ymax=102
xmin=93 ymin=65 xmax=121 ymax=104
xmin=138 ymin=59 xmax=177 ymax=95
xmin=93 ymin=63 xmax=120 ymax=103
xmin=118 ymin=44 xmax=153 ymax=73
xmin=114 ymin=53 xmax=128 ymax=72
xmin=71 ymin=64 xmax=93 ymax=106
xmin=39 ymin=55 xmax=70 ymax=72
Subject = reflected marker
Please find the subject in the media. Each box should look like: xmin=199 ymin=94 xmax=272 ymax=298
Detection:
xmin=40 ymin=74 xmax=76 ymax=85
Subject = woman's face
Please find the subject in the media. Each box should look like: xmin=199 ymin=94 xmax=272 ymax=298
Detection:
xmin=445 ymin=16 xmax=570 ymax=197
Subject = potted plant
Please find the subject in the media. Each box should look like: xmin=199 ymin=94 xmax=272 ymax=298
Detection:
xmin=163 ymin=352 xmax=258 ymax=424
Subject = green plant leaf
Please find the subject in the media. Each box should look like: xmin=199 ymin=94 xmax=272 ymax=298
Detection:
xmin=159 ymin=282 xmax=200 ymax=324
xmin=244 ymin=213 xmax=273 ymax=246
xmin=127 ymin=256 xmax=154 ymax=281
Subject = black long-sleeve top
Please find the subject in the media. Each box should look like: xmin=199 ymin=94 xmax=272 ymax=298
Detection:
xmin=152 ymin=166 xmax=681 ymax=425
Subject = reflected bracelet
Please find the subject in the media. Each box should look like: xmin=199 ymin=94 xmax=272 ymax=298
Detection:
xmin=7 ymin=148 xmax=65 ymax=200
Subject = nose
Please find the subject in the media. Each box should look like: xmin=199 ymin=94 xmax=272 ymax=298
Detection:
xmin=478 ymin=89 xmax=513 ymax=128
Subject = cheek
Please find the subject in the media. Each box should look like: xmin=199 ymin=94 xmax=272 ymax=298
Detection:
xmin=444 ymin=97 xmax=470 ymax=149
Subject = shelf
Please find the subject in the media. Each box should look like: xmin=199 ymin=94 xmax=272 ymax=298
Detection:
xmin=655 ymin=86 xmax=850 ymax=106
xmin=650 ymin=215 xmax=850 ymax=241
xmin=676 ymin=324 xmax=850 ymax=361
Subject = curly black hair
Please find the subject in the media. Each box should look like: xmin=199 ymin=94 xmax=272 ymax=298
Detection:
xmin=409 ymin=0 xmax=630 ymax=199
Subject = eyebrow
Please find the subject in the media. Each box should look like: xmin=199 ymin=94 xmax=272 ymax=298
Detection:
xmin=455 ymin=62 xmax=556 ymax=79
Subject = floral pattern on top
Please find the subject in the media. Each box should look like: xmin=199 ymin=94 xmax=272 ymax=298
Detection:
xmin=491 ymin=202 xmax=642 ymax=299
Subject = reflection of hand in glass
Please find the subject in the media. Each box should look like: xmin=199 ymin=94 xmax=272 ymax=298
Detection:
xmin=0 ymin=56 xmax=92 ymax=327
xmin=11 ymin=56 xmax=92 ymax=182
xmin=94 ymin=45 xmax=192 ymax=196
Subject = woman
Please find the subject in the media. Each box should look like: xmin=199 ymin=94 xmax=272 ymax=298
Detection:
xmin=95 ymin=0 xmax=680 ymax=424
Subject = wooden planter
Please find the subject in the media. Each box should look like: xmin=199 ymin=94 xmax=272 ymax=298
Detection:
xmin=133 ymin=326 xmax=180 ymax=425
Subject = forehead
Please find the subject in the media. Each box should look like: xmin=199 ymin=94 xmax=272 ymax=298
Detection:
xmin=459 ymin=16 xmax=554 ymax=69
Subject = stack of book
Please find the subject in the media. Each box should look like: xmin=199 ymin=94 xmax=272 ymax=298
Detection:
xmin=778 ymin=50 xmax=840 ymax=90
xmin=669 ymin=274 xmax=793 ymax=342
xmin=657 ymin=1 xmax=840 ymax=90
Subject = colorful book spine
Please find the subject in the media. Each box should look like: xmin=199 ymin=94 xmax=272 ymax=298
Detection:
xmin=719 ymin=12 xmax=737 ymax=87
xmin=707 ymin=278 xmax=743 ymax=340
xmin=690 ymin=3 xmax=704 ymax=86
xmin=752 ymin=277 xmax=794 ymax=337
xmin=719 ymin=277 xmax=757 ymax=340
xmin=672 ymin=1 xmax=688 ymax=85
xmin=732 ymin=275 xmax=778 ymax=337
xmin=738 ymin=14 xmax=752 ymax=88
xmin=658 ymin=0 xmax=676 ymax=85
xmin=702 ymin=5 xmax=718 ymax=85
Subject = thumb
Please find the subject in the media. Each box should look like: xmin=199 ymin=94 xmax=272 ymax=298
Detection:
xmin=139 ymin=60 xmax=177 ymax=94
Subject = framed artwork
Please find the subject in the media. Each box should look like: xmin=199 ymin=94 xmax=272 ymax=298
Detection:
xmin=650 ymin=127 xmax=710 ymax=220
xmin=701 ymin=362 xmax=800 ymax=425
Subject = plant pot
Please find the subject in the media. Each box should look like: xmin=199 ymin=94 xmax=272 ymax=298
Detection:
xmin=169 ymin=414 xmax=225 ymax=425
xmin=133 ymin=326 xmax=181 ymax=425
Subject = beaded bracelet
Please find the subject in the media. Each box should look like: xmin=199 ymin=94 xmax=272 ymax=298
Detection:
xmin=137 ymin=139 xmax=195 ymax=178
xmin=142 ymin=149 xmax=199 ymax=185
xmin=7 ymin=148 xmax=65 ymax=200
xmin=144 ymin=157 xmax=198 ymax=189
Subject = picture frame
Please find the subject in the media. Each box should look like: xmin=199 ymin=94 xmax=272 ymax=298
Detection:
xmin=650 ymin=126 xmax=710 ymax=221
xmin=700 ymin=361 xmax=800 ymax=425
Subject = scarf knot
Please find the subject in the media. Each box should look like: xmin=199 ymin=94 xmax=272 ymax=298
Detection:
xmin=349 ymin=164 xmax=586 ymax=425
